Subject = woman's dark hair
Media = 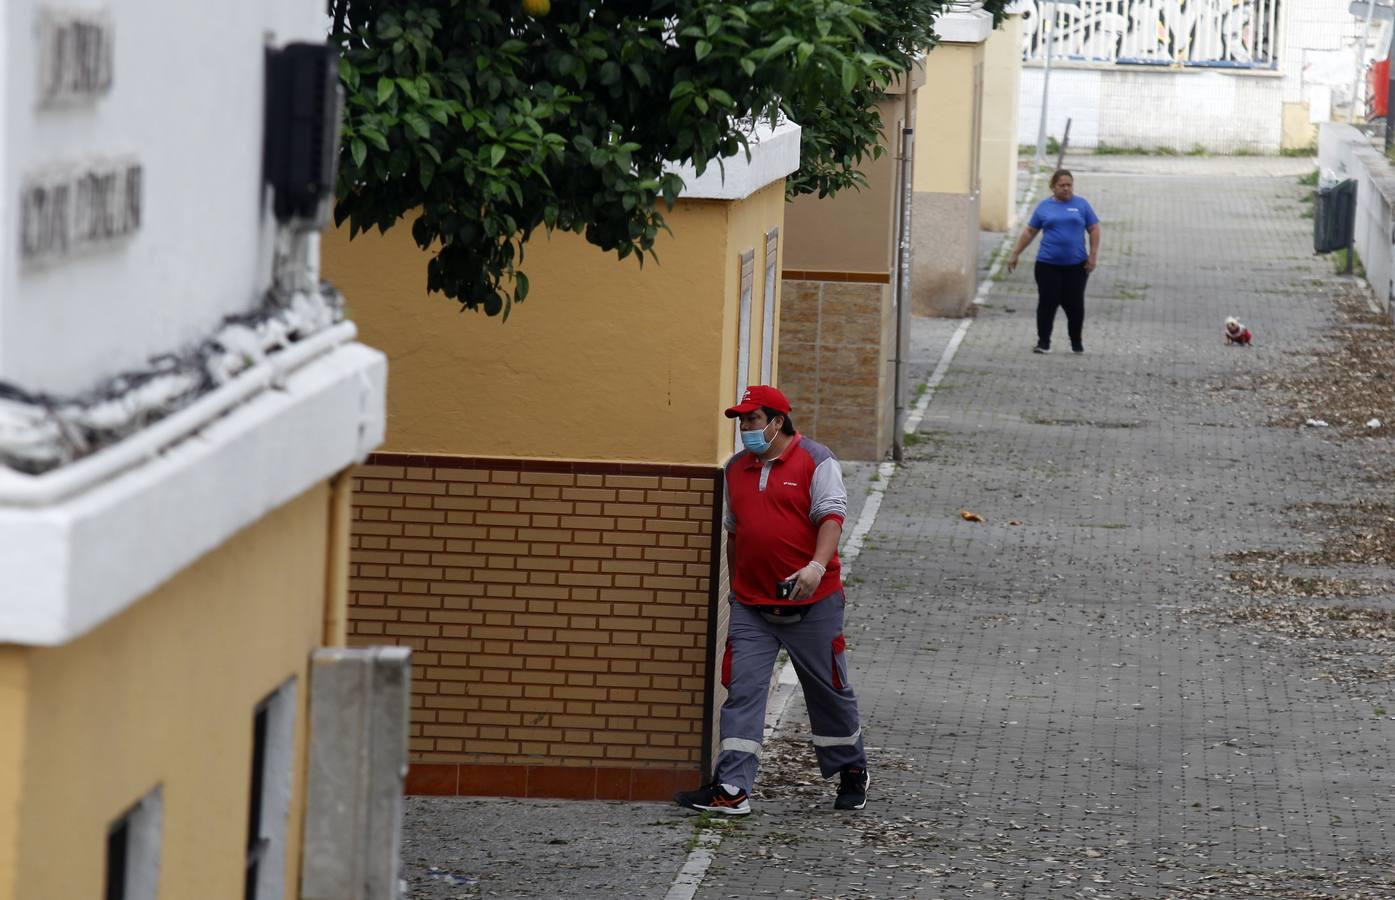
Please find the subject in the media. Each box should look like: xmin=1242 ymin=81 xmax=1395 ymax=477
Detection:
xmin=762 ymin=406 xmax=796 ymax=435
xmin=1050 ymin=168 xmax=1073 ymax=187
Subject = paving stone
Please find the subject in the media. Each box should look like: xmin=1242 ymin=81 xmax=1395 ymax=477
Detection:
xmin=692 ymin=159 xmax=1395 ymax=898
xmin=399 ymin=797 xmax=688 ymax=899
xmin=397 ymin=156 xmax=1395 ymax=900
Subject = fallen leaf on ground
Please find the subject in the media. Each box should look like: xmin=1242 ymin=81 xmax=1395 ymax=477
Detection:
xmin=960 ymin=510 xmax=984 ymax=523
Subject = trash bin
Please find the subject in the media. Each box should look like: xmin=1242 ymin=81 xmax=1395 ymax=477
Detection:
xmin=1314 ymin=178 xmax=1357 ymax=254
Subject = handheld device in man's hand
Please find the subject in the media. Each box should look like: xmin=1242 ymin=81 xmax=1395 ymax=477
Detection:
xmin=775 ymin=577 xmax=797 ymax=600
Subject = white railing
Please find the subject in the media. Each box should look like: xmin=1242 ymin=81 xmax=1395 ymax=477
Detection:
xmin=1021 ymin=0 xmax=1281 ymax=69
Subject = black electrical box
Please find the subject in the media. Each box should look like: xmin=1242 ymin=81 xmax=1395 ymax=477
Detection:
xmin=264 ymin=42 xmax=342 ymax=227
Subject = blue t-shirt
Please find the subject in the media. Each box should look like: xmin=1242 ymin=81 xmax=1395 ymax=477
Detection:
xmin=1028 ymin=196 xmax=1099 ymax=265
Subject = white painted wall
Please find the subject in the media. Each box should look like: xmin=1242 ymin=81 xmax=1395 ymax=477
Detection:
xmin=1018 ymin=65 xmax=1284 ymax=152
xmin=1319 ymin=123 xmax=1395 ymax=315
xmin=2 ymin=1 xmax=327 ymax=395
xmin=0 ymin=0 xmax=389 ymax=646
xmin=1283 ymin=0 xmax=1382 ymax=115
xmin=1018 ymin=66 xmax=1104 ymax=149
xmin=1017 ymin=0 xmax=1376 ymax=152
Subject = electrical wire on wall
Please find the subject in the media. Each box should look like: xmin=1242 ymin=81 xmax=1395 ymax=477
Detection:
xmin=0 ymin=285 xmax=345 ymax=474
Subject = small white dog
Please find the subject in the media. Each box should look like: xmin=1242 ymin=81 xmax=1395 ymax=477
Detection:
xmin=1224 ymin=317 xmax=1252 ymax=346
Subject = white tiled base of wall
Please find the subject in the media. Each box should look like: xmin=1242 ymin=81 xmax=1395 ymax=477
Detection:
xmin=1018 ymin=65 xmax=1284 ymax=153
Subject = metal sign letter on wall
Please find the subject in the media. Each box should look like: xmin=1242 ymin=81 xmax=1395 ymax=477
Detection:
xmin=36 ymin=9 xmax=115 ymax=107
xmin=20 ymin=160 xmax=143 ymax=267
xmin=21 ymin=8 xmax=139 ymax=268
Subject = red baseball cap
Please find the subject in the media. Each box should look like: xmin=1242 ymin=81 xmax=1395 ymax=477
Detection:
xmin=724 ymin=385 xmax=791 ymax=418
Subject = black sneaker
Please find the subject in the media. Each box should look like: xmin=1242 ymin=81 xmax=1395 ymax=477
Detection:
xmin=834 ymin=767 xmax=870 ymax=810
xmin=1032 ymin=344 xmax=1051 ymax=354
xmin=675 ymin=781 xmax=750 ymax=816
xmin=1072 ymin=345 xmax=1085 ymax=354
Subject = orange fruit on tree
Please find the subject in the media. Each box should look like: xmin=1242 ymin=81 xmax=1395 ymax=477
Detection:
xmin=522 ymin=0 xmax=550 ymax=16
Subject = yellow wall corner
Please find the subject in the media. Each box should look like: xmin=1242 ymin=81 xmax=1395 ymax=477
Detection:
xmin=0 ymin=648 xmax=28 ymax=900
xmin=13 ymin=485 xmax=330 ymax=900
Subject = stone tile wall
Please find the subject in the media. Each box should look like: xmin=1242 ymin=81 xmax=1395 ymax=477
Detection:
xmin=777 ymin=275 xmax=893 ymax=460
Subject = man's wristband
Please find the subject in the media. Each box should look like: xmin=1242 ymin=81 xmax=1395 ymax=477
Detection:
xmin=806 ymin=560 xmax=826 ymax=576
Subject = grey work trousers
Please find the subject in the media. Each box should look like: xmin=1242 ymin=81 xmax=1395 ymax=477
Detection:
xmin=713 ymin=592 xmax=867 ymax=792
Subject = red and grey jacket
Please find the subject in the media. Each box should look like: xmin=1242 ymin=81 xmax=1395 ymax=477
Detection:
xmin=723 ymin=434 xmax=847 ymax=607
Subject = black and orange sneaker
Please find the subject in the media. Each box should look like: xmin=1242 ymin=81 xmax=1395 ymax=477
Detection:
xmin=834 ymin=766 xmax=870 ymax=810
xmin=674 ymin=781 xmax=750 ymax=816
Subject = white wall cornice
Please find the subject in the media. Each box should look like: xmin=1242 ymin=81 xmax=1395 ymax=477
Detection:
xmin=0 ymin=339 xmax=386 ymax=646
xmin=668 ymin=119 xmax=802 ymax=201
xmin=936 ymin=8 xmax=996 ymax=44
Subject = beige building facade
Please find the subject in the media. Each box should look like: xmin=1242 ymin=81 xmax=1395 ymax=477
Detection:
xmin=778 ymin=73 xmax=923 ymax=461
xmin=980 ymin=9 xmax=1028 ymax=232
xmin=322 ymin=122 xmax=801 ymax=801
xmin=4 ymin=486 xmax=340 ymax=899
xmin=913 ymin=4 xmax=995 ymax=317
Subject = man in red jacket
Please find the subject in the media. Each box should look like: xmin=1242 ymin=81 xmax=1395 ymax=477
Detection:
xmin=675 ymin=386 xmax=869 ymax=816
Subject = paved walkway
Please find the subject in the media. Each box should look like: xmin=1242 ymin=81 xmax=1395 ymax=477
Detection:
xmin=398 ymin=155 xmax=1395 ymax=899
xmin=689 ymin=156 xmax=1395 ymax=898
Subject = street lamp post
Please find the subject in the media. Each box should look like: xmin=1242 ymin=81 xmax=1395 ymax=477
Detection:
xmin=1033 ymin=0 xmax=1079 ymax=171
xmin=1350 ymin=0 xmax=1379 ymax=123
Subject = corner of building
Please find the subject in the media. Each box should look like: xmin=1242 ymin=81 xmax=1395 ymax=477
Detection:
xmin=912 ymin=5 xmax=992 ymax=318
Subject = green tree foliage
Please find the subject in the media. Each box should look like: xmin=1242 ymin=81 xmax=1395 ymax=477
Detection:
xmin=330 ymin=0 xmax=1005 ymax=316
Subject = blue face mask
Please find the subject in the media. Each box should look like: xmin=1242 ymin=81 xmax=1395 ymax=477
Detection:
xmin=740 ymin=421 xmax=777 ymax=454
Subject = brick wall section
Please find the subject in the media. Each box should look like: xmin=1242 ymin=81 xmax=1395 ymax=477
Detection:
xmin=779 ymin=276 xmax=894 ymax=460
xmin=348 ymin=452 xmax=723 ymax=802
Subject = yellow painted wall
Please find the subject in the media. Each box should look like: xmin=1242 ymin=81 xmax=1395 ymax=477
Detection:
xmin=915 ymin=42 xmax=987 ymax=195
xmin=13 ymin=484 xmax=332 ymax=900
xmin=980 ymin=16 xmax=1024 ymax=231
xmin=782 ymin=93 xmax=903 ymax=275
xmin=323 ymin=182 xmax=788 ymax=469
xmin=0 ymin=649 xmax=26 ymax=900
xmin=716 ymin=182 xmax=788 ymax=461
xmin=1282 ymin=101 xmax=1317 ymax=151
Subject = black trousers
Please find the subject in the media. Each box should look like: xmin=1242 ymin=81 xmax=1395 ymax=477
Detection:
xmin=1034 ymin=261 xmax=1089 ymax=349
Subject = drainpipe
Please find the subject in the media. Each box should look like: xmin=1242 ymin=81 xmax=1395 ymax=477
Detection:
xmin=1034 ymin=2 xmax=1058 ymax=170
xmin=892 ymin=72 xmax=915 ymax=462
xmin=323 ymin=469 xmax=353 ymax=647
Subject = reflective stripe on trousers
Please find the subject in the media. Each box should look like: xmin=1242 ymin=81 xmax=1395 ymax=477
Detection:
xmin=713 ymin=592 xmax=866 ymax=792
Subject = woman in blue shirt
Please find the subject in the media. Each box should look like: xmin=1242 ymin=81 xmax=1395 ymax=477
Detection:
xmin=1006 ymin=169 xmax=1101 ymax=353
